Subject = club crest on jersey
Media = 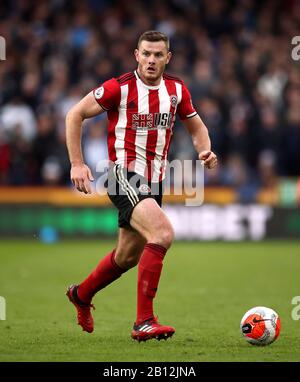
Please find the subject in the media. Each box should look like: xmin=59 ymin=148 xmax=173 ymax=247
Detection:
xmin=170 ymin=95 xmax=178 ymax=108
xmin=139 ymin=184 xmax=151 ymax=194
xmin=94 ymin=86 xmax=104 ymax=99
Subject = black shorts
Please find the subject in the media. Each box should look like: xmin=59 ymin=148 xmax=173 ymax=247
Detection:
xmin=107 ymin=164 xmax=163 ymax=228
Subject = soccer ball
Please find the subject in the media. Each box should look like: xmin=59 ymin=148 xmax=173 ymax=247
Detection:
xmin=240 ymin=306 xmax=281 ymax=346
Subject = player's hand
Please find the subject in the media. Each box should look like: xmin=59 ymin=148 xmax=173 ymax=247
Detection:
xmin=70 ymin=163 xmax=94 ymax=194
xmin=199 ymin=150 xmax=218 ymax=169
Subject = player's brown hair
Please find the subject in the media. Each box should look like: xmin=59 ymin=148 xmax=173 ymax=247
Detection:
xmin=137 ymin=30 xmax=170 ymax=51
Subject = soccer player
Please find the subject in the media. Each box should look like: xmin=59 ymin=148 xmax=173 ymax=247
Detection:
xmin=65 ymin=31 xmax=217 ymax=342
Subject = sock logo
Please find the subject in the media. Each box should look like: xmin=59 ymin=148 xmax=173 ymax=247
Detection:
xmin=0 ymin=296 xmax=6 ymax=320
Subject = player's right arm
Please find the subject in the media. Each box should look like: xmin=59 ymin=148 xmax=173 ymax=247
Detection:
xmin=66 ymin=92 xmax=105 ymax=194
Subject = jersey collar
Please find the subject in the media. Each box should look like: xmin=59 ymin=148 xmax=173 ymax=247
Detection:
xmin=134 ymin=70 xmax=162 ymax=90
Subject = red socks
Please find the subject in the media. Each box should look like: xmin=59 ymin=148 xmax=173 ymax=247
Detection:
xmin=136 ymin=243 xmax=167 ymax=324
xmin=77 ymin=250 xmax=126 ymax=303
xmin=76 ymin=243 xmax=167 ymax=324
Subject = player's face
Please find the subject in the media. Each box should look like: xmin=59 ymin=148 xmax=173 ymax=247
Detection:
xmin=135 ymin=40 xmax=172 ymax=85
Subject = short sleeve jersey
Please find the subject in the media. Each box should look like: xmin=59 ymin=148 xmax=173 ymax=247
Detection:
xmin=93 ymin=70 xmax=197 ymax=181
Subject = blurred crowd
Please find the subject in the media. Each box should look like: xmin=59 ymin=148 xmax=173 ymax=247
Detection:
xmin=0 ymin=0 xmax=300 ymax=201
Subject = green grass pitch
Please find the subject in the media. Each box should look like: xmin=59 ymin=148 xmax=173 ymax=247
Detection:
xmin=0 ymin=239 xmax=300 ymax=362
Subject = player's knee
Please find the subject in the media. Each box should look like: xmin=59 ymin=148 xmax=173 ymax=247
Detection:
xmin=115 ymin=251 xmax=140 ymax=270
xmin=161 ymin=227 xmax=174 ymax=249
xmin=122 ymin=255 xmax=139 ymax=269
xmin=151 ymin=225 xmax=174 ymax=250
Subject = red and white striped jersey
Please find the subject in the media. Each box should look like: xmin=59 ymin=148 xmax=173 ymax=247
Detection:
xmin=93 ymin=70 xmax=197 ymax=182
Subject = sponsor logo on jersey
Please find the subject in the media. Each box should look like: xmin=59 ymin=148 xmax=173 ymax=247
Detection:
xmin=132 ymin=112 xmax=173 ymax=131
xmin=94 ymin=86 xmax=104 ymax=99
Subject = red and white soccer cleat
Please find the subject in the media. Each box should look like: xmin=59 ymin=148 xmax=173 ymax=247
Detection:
xmin=131 ymin=316 xmax=175 ymax=342
xmin=66 ymin=284 xmax=95 ymax=333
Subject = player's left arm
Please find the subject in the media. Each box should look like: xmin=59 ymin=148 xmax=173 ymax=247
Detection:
xmin=177 ymin=82 xmax=217 ymax=169
xmin=183 ymin=114 xmax=218 ymax=169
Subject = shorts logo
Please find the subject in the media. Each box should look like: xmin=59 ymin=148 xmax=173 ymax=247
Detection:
xmin=170 ymin=95 xmax=178 ymax=108
xmin=139 ymin=184 xmax=151 ymax=194
xmin=94 ymin=86 xmax=104 ymax=99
